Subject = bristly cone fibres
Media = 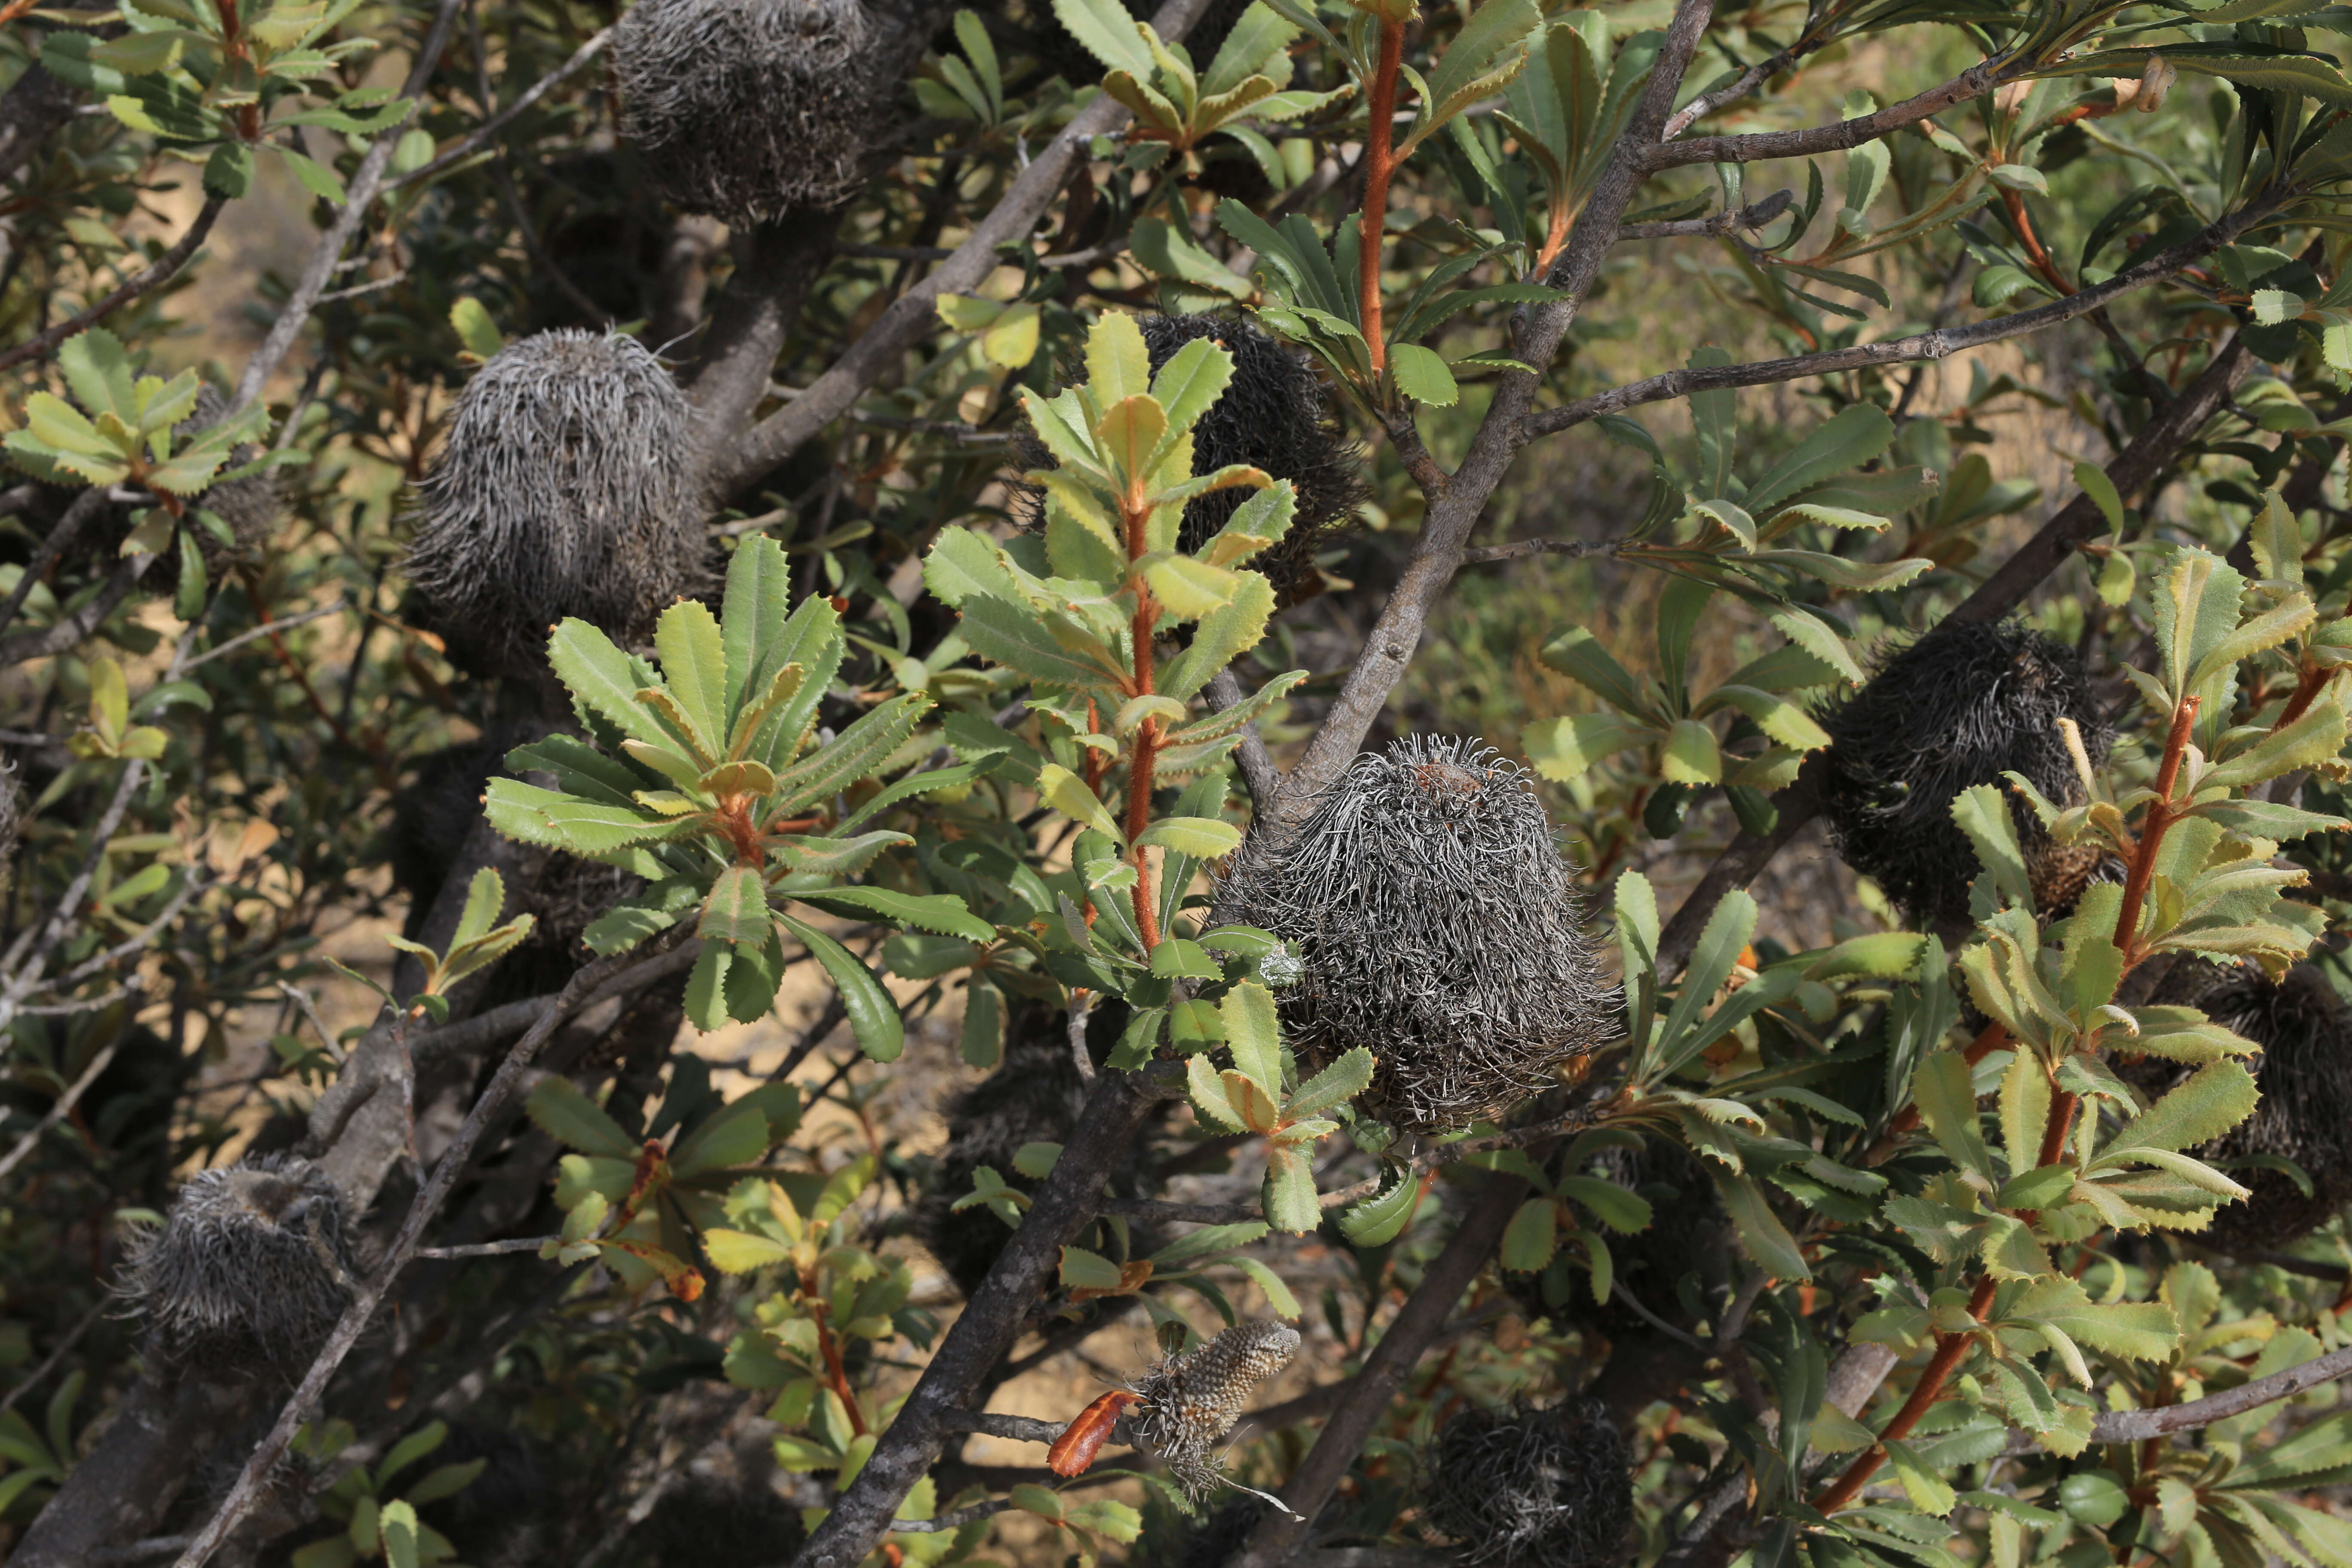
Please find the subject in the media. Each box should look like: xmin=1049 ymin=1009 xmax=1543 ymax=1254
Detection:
xmin=114 ymin=1155 xmax=360 ymax=1384
xmin=1128 ymin=1320 xmax=1300 ymax=1503
xmin=1422 ymin=1401 xmax=1632 ymax=1568
xmin=404 ymin=329 xmax=703 ymax=676
xmin=2125 ymin=960 xmax=2352 ymax=1250
xmin=1816 ymin=619 xmax=2114 ymax=928
xmin=1016 ymin=313 xmax=1365 ymax=606
xmin=1216 ymin=737 xmax=1613 ymax=1133
xmin=612 ymin=0 xmax=875 ymax=224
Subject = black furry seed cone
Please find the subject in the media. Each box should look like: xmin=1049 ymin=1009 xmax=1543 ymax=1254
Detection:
xmin=1015 ymin=313 xmax=1365 ymax=607
xmin=2121 ymin=961 xmax=2352 ymax=1251
xmin=1816 ymin=619 xmax=2114 ymax=929
xmin=1422 ymin=1401 xmax=1632 ymax=1568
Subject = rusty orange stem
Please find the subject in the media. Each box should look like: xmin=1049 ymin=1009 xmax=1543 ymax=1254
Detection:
xmin=1359 ymin=18 xmax=1404 ymax=377
xmin=1810 ymin=1274 xmax=1999 ymax=1513
xmin=2113 ymin=694 xmax=2200 ymax=961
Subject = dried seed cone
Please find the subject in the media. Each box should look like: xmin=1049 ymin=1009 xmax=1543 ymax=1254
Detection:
xmin=1130 ymin=1320 xmax=1300 ymax=1501
xmin=1216 ymin=737 xmax=1613 ymax=1132
xmin=181 ymin=385 xmax=285 ymax=566
xmin=2125 ymin=960 xmax=2352 ymax=1250
xmin=612 ymin=0 xmax=876 ymax=223
xmin=405 ymin=330 xmax=702 ymax=674
xmin=1423 ymin=1402 xmax=1631 ymax=1568
xmin=115 ymin=1155 xmax=359 ymax=1383
xmin=0 ymin=757 xmax=23 ymax=895
xmin=1017 ymin=314 xmax=1365 ymax=606
xmin=1817 ymin=619 xmax=2115 ymax=928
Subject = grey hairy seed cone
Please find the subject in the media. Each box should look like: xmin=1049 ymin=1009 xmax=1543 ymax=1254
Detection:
xmin=1816 ymin=619 xmax=2115 ymax=929
xmin=1422 ymin=1401 xmax=1631 ymax=1568
xmin=181 ymin=385 xmax=285 ymax=566
xmin=612 ymin=0 xmax=875 ymax=224
xmin=1129 ymin=1320 xmax=1300 ymax=1503
xmin=405 ymin=330 xmax=703 ymax=675
xmin=1012 ymin=314 xmax=1366 ymax=606
xmin=2121 ymin=961 xmax=2352 ymax=1250
xmin=113 ymin=1155 xmax=360 ymax=1384
xmin=1215 ymin=737 xmax=1613 ymax=1132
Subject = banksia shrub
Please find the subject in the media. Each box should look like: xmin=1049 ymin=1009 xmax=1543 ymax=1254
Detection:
xmin=612 ymin=0 xmax=875 ymax=224
xmin=1817 ymin=619 xmax=2114 ymax=928
xmin=1422 ymin=1402 xmax=1631 ymax=1568
xmin=1018 ymin=314 xmax=1364 ymax=605
xmin=1130 ymin=1320 xmax=1301 ymax=1502
xmin=404 ymin=330 xmax=702 ymax=675
xmin=115 ymin=1155 xmax=359 ymax=1382
xmin=2122 ymin=961 xmax=2352 ymax=1250
xmin=1216 ymin=737 xmax=1611 ymax=1132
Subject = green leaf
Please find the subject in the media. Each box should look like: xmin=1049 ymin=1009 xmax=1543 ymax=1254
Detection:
xmin=1085 ymin=309 xmax=1155 ymax=405
xmin=278 ymin=146 xmax=348 ymax=205
xmin=795 ymin=887 xmax=993 ymax=943
xmin=449 ymin=296 xmax=504 ymax=360
xmin=1336 ymin=1165 xmax=1419 ymax=1246
xmin=1948 ymin=783 xmax=2033 ymax=909
xmin=1389 ymin=343 xmax=1461 ymax=406
xmin=2012 ymin=1276 xmax=2179 ymax=1363
xmin=1766 ymin=606 xmax=1866 ymax=686
xmin=1913 ymin=1049 xmax=1994 ymax=1182
xmin=1556 ymin=1174 xmax=1653 ymax=1233
xmin=1883 ymin=1440 xmax=1958 ymax=1517
xmin=1714 ymin=1170 xmax=1810 ymax=1280
xmin=1161 ymin=571 xmax=1275 ymax=699
xmin=653 ymin=599 xmax=729 ymax=759
xmin=1744 ymin=404 xmax=1895 ymax=515
xmin=379 ymin=1501 xmax=421 ymax=1568
xmin=1660 ymin=718 xmax=1722 ymax=784
xmin=1222 ymin=980 xmax=1283 ymax=1099
xmin=778 ymin=913 xmax=903 ymax=1061
xmin=1037 ymin=763 xmax=1125 ymax=842
xmin=524 ymin=1076 xmax=637 ymax=1159
xmin=548 ymin=620 xmax=674 ymax=749
xmin=1500 ymin=1197 xmax=1559 ymax=1272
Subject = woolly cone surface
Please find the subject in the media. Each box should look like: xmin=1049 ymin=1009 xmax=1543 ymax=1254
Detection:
xmin=1015 ymin=313 xmax=1365 ymax=605
xmin=405 ymin=330 xmax=702 ymax=675
xmin=180 ymin=385 xmax=284 ymax=567
xmin=613 ymin=0 xmax=874 ymax=224
xmin=1129 ymin=1320 xmax=1300 ymax=1502
xmin=115 ymin=1155 xmax=358 ymax=1383
xmin=2122 ymin=960 xmax=2352 ymax=1250
xmin=1422 ymin=1402 xmax=1631 ymax=1568
xmin=1816 ymin=619 xmax=2114 ymax=929
xmin=1216 ymin=738 xmax=1612 ymax=1132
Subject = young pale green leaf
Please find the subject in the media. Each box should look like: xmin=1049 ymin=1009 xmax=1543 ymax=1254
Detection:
xmin=1134 ymin=816 xmax=1241 ymax=858
xmin=1037 ymin=763 xmax=1126 ymax=841
xmin=1524 ymin=713 xmax=1658 ymax=782
xmin=703 ymin=1228 xmax=794 ymax=1274
xmin=1286 ymin=1047 xmax=1373 ymax=1118
xmin=2101 ymin=1060 xmax=2258 ymax=1161
xmin=1882 ymin=1440 xmax=1958 ymax=1517
xmin=1997 ymin=1042 xmax=2052 ymax=1170
xmin=1144 ymin=554 xmax=1241 ymax=621
xmin=2010 ymin=1275 xmax=2179 ymax=1363
xmin=1766 ymin=606 xmax=1867 ymax=686
xmin=1659 ymin=719 xmax=1722 ymax=784
xmin=1160 ymin=570 xmax=1275 ymax=699
xmin=1188 ymin=1052 xmax=1246 ymax=1130
xmin=1262 ymin=1141 xmax=1321 ymax=1234
xmin=1950 ymin=783 xmax=2034 ymax=909
xmin=1084 ymin=309 xmax=1155 ymax=405
xmin=653 ymin=599 xmax=729 ymax=760
xmin=1096 ymin=394 xmax=1167 ymax=487
xmin=1222 ymin=980 xmax=1283 ymax=1099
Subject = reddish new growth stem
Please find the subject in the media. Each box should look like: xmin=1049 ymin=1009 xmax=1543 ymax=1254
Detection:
xmin=2113 ymin=694 xmax=2201 ymax=962
xmin=1358 ymin=19 xmax=1406 ymax=377
xmin=1123 ymin=485 xmax=1163 ymax=951
xmin=1826 ymin=692 xmax=2213 ymax=1515
xmin=1809 ymin=1274 xmax=2000 ymax=1513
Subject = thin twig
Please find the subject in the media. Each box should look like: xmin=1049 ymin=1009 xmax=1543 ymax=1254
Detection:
xmin=2089 ymin=1344 xmax=2352 ymax=1440
xmin=386 ymin=24 xmax=615 ymax=190
xmin=0 ymin=196 xmax=226 ymax=374
xmin=0 ymin=1300 xmax=103 ymax=1417
xmin=0 ymin=487 xmax=109 ymax=642
xmin=1616 ymin=188 xmax=1795 ymax=241
xmin=1649 ymin=53 xmax=2013 ymax=169
xmin=0 ymin=1042 xmax=119 ymax=1184
xmin=413 ymin=1235 xmax=561 ymax=1259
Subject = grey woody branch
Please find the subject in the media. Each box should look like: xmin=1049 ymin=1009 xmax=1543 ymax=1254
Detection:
xmin=2089 ymin=1344 xmax=2352 ymax=1442
xmin=1647 ymin=54 xmax=2014 ymax=170
xmin=1271 ymin=0 xmax=1717 ymax=820
xmin=383 ymin=24 xmax=616 ymax=190
xmin=1523 ymin=199 xmax=2275 ymax=442
xmin=707 ymin=0 xmax=1213 ymax=500
xmin=1617 ymin=187 xmax=1795 ymax=241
